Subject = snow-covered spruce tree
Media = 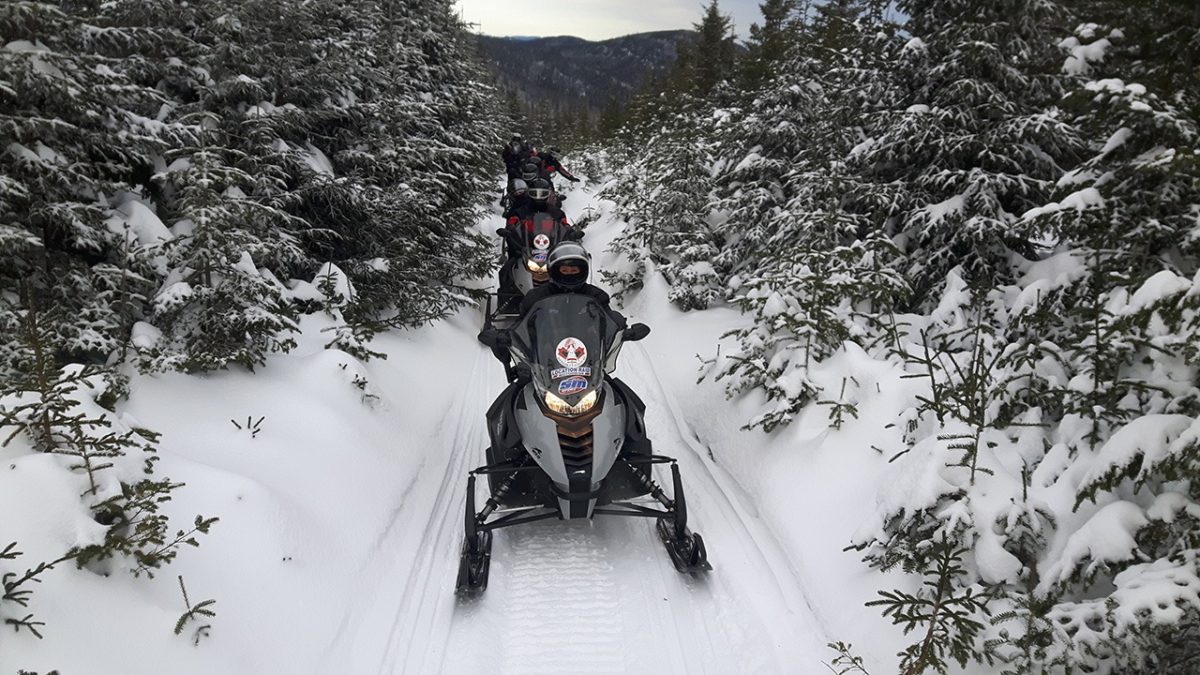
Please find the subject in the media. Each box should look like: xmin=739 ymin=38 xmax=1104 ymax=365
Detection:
xmin=146 ymin=135 xmax=304 ymax=372
xmin=716 ymin=234 xmax=908 ymax=431
xmin=324 ymin=0 xmax=496 ymax=334
xmin=983 ymin=7 xmax=1200 ymax=670
xmin=600 ymin=99 xmax=724 ymax=305
xmin=849 ymin=0 xmax=1084 ymax=307
xmin=852 ymin=3 xmax=1200 ymax=671
xmin=598 ymin=1 xmax=741 ymax=307
xmin=0 ymin=291 xmax=214 ymax=635
xmin=740 ymin=0 xmax=801 ymax=90
xmin=0 ymin=1 xmax=187 ymax=364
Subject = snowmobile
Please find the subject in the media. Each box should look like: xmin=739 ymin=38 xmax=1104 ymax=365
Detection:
xmin=460 ymin=293 xmax=711 ymax=596
xmin=484 ymin=212 xmax=582 ymax=327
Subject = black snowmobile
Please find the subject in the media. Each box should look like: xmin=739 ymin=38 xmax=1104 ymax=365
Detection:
xmin=485 ymin=213 xmax=582 ymax=327
xmin=460 ymin=293 xmax=711 ymax=596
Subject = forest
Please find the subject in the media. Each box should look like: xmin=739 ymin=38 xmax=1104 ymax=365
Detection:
xmin=2 ymin=0 xmax=1198 ymax=673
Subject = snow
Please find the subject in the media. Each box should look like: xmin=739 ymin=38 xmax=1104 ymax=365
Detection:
xmin=302 ymin=142 xmax=335 ymax=176
xmin=1020 ymin=187 xmax=1105 ymax=220
xmin=1100 ymin=127 xmax=1133 ymax=155
xmin=1079 ymin=414 xmax=1193 ymax=489
xmin=922 ymin=194 xmax=965 ymax=225
xmin=1061 ymin=37 xmax=1111 ymax=75
xmin=1040 ymin=501 xmax=1147 ymax=591
xmin=1119 ymin=270 xmax=1193 ymax=315
xmin=104 ymin=198 xmax=174 ymax=246
xmin=930 ymin=268 xmax=971 ymax=326
xmin=131 ymin=321 xmax=163 ymax=350
xmin=314 ymin=262 xmax=353 ymax=305
xmin=1011 ymin=251 xmax=1087 ymax=314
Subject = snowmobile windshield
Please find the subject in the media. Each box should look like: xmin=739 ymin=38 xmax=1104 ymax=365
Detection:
xmin=510 ymin=293 xmax=618 ymax=415
xmin=522 ymin=212 xmax=563 ymax=268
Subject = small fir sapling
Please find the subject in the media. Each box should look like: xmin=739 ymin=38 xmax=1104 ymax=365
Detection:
xmin=867 ymin=544 xmax=992 ymax=675
xmin=174 ymin=575 xmax=216 ymax=645
xmin=1 ymin=542 xmax=79 ymax=639
xmin=824 ymin=641 xmax=873 ymax=675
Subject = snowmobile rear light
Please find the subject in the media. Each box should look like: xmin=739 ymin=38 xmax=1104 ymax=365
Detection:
xmin=543 ymin=389 xmax=598 ymax=417
xmin=526 ymin=259 xmax=547 ymax=273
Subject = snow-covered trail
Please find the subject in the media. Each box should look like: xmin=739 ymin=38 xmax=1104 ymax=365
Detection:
xmin=435 ymin=341 xmax=829 ymax=675
xmin=0 ymin=181 xmax=889 ymax=675
xmin=321 ymin=182 xmax=828 ymax=674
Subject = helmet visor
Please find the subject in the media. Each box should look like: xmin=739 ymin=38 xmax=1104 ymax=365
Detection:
xmin=528 ymin=187 xmax=552 ymax=201
xmin=551 ymin=260 xmax=588 ymax=287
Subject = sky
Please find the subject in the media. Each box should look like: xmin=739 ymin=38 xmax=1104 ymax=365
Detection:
xmin=453 ymin=0 xmax=765 ymax=41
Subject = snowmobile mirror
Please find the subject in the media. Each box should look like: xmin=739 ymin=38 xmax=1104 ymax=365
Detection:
xmin=565 ymin=228 xmax=585 ymax=241
xmin=624 ymin=323 xmax=650 ymax=342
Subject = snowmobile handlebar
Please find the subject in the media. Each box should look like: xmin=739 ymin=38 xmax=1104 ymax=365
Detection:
xmin=624 ymin=323 xmax=650 ymax=342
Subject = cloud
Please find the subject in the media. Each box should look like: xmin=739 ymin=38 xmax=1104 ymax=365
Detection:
xmin=455 ymin=0 xmax=763 ymax=41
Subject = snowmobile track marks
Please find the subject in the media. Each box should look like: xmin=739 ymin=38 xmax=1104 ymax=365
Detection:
xmin=497 ymin=525 xmax=624 ymax=674
xmin=374 ymin=347 xmax=498 ymax=674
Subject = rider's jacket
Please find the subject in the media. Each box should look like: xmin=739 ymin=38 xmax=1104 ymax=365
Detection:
xmin=542 ymin=154 xmax=577 ymax=181
xmin=519 ymin=283 xmax=626 ymax=329
xmin=506 ymin=202 xmax=570 ymax=231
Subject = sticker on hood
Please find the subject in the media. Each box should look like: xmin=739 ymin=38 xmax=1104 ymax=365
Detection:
xmin=558 ymin=376 xmax=588 ymax=395
xmin=551 ymin=366 xmax=591 ymax=379
xmin=555 ymin=337 xmax=587 ymax=368
xmin=533 ymin=234 xmax=550 ymax=250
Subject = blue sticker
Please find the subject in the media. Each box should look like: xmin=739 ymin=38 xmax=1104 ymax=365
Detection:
xmin=532 ymin=251 xmax=548 ymax=263
xmin=558 ymin=376 xmax=589 ymax=395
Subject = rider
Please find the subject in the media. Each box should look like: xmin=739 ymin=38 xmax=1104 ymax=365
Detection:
xmin=495 ymin=178 xmax=576 ymax=307
xmin=506 ymin=178 xmax=572 ymax=234
xmin=518 ymin=241 xmax=621 ymax=323
xmin=502 ymin=178 xmax=529 ymax=220
xmin=502 ymin=134 xmax=528 ymax=179
xmin=482 ymin=241 xmax=626 ymax=379
xmin=542 ymin=146 xmax=580 ymax=184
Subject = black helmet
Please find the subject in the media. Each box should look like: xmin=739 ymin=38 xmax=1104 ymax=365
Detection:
xmin=527 ymin=177 xmax=552 ymax=203
xmin=548 ymin=242 xmax=589 ymax=289
xmin=520 ymin=162 xmax=540 ymax=181
xmin=510 ymin=134 xmax=523 ymax=143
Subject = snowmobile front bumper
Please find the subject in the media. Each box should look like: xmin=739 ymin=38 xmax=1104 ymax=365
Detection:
xmin=455 ymin=456 xmax=711 ymax=598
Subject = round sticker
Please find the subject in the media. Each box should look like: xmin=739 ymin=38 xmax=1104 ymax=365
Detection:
xmin=533 ymin=234 xmax=550 ymax=250
xmin=556 ymin=337 xmax=587 ymax=368
xmin=558 ymin=376 xmax=589 ymax=396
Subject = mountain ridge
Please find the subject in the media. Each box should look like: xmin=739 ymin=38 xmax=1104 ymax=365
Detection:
xmin=475 ymin=29 xmax=693 ymax=140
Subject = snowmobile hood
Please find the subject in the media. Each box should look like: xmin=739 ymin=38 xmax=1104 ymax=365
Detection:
xmin=509 ymin=293 xmax=619 ymax=412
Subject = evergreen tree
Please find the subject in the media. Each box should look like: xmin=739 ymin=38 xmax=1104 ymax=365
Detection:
xmin=852 ymin=0 xmax=1084 ymax=305
xmin=741 ymin=0 xmax=800 ymax=89
xmin=690 ymin=1 xmax=738 ymax=96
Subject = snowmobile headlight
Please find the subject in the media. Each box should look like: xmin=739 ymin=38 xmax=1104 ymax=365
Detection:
xmin=526 ymin=259 xmax=547 ymax=273
xmin=543 ymin=389 xmax=598 ymax=417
